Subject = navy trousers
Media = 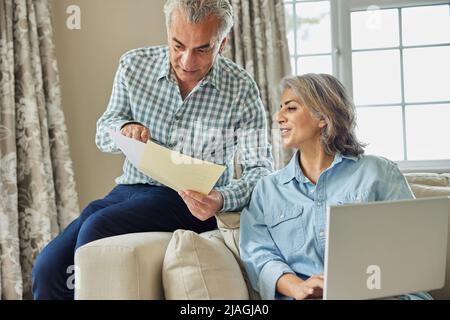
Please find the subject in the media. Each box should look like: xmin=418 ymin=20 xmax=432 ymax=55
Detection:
xmin=31 ymin=184 xmax=217 ymax=300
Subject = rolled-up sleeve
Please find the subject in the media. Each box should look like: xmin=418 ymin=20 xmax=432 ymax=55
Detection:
xmin=95 ymin=56 xmax=134 ymax=153
xmin=216 ymin=82 xmax=274 ymax=212
xmin=239 ymin=181 xmax=294 ymax=300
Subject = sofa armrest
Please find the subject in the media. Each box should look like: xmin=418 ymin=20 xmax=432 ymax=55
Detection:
xmin=75 ymin=232 xmax=173 ymax=300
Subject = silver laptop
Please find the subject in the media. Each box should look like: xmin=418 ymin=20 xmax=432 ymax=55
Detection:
xmin=323 ymin=197 xmax=449 ymax=300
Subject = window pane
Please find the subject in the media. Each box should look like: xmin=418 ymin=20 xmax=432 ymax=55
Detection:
xmin=356 ymin=106 xmax=403 ymax=161
xmin=297 ymin=55 xmax=332 ymax=75
xmin=406 ymin=104 xmax=450 ymax=160
xmin=356 ymin=106 xmax=404 ymax=161
xmin=403 ymin=46 xmax=450 ymax=103
xmin=352 ymin=50 xmax=401 ymax=105
xmin=402 ymin=5 xmax=450 ymax=46
xmin=351 ymin=8 xmax=399 ymax=50
xmin=296 ymin=1 xmax=331 ymax=54
xmin=285 ymin=3 xmax=296 ymax=55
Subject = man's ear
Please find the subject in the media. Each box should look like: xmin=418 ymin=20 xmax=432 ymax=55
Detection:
xmin=219 ymin=37 xmax=228 ymax=53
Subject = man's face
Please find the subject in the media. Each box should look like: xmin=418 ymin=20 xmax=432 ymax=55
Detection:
xmin=167 ymin=8 xmax=226 ymax=84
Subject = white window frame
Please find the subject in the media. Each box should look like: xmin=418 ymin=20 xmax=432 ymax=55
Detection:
xmin=333 ymin=0 xmax=450 ymax=173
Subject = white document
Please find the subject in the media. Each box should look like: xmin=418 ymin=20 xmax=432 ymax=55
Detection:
xmin=108 ymin=129 xmax=145 ymax=168
xmin=107 ymin=128 xmax=226 ymax=195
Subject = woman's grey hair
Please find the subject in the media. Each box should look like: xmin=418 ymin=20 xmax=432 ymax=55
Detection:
xmin=280 ymin=73 xmax=366 ymax=157
xmin=164 ymin=0 xmax=234 ymax=42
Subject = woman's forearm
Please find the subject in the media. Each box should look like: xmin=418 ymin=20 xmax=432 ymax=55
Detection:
xmin=276 ymin=273 xmax=305 ymax=298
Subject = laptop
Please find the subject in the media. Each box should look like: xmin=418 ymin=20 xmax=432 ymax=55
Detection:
xmin=323 ymin=196 xmax=449 ymax=300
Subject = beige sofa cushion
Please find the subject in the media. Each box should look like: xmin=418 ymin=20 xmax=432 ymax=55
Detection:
xmin=409 ymin=183 xmax=450 ymax=198
xmin=216 ymin=213 xmax=261 ymax=300
xmin=162 ymin=229 xmax=249 ymax=300
xmin=216 ymin=213 xmax=241 ymax=260
xmin=404 ymin=173 xmax=450 ymax=187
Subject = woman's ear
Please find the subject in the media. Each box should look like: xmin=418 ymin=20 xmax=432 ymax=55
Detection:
xmin=318 ymin=119 xmax=327 ymax=128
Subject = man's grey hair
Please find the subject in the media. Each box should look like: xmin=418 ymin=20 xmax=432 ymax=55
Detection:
xmin=164 ymin=0 xmax=234 ymax=41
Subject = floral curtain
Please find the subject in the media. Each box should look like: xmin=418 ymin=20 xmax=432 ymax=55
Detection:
xmin=224 ymin=0 xmax=294 ymax=170
xmin=0 ymin=0 xmax=79 ymax=299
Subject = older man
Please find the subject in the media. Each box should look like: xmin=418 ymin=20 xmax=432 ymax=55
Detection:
xmin=32 ymin=0 xmax=273 ymax=299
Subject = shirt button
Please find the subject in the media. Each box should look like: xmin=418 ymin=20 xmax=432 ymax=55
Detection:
xmin=280 ymin=214 xmax=285 ymax=218
xmin=319 ymin=230 xmax=325 ymax=237
xmin=310 ymin=189 xmax=315 ymax=193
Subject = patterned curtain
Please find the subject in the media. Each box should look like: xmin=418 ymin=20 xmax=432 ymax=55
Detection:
xmin=224 ymin=0 xmax=294 ymax=171
xmin=0 ymin=0 xmax=79 ymax=299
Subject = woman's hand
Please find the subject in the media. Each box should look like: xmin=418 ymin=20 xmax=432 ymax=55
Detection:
xmin=292 ymin=274 xmax=324 ymax=300
xmin=276 ymin=273 xmax=324 ymax=300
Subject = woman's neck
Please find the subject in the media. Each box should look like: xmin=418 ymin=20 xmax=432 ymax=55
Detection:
xmin=298 ymin=143 xmax=334 ymax=185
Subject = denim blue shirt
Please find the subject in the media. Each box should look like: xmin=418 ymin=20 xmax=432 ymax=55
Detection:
xmin=239 ymin=152 xmax=432 ymax=300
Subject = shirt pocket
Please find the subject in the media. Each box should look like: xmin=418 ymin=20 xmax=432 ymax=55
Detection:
xmin=266 ymin=205 xmax=306 ymax=254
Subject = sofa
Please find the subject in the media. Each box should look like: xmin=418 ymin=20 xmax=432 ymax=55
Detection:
xmin=74 ymin=172 xmax=450 ymax=300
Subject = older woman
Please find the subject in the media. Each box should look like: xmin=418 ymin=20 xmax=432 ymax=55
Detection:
xmin=239 ymin=73 xmax=431 ymax=300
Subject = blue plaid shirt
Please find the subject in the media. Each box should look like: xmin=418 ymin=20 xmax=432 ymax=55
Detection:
xmin=96 ymin=46 xmax=274 ymax=212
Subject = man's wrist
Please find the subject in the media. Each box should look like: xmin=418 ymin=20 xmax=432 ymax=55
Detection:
xmin=214 ymin=187 xmax=234 ymax=213
xmin=212 ymin=189 xmax=224 ymax=212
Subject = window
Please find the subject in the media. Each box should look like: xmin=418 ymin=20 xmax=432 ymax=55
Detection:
xmin=284 ymin=0 xmax=333 ymax=75
xmin=284 ymin=0 xmax=450 ymax=172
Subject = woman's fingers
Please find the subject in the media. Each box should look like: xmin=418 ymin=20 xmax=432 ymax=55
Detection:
xmin=294 ymin=285 xmax=314 ymax=300
xmin=303 ymin=286 xmax=314 ymax=295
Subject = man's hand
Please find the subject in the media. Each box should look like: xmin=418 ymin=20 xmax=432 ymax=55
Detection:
xmin=292 ymin=274 xmax=324 ymax=300
xmin=120 ymin=123 xmax=150 ymax=143
xmin=178 ymin=189 xmax=224 ymax=221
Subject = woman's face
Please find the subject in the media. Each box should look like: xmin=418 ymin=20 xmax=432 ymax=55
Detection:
xmin=276 ymin=88 xmax=326 ymax=149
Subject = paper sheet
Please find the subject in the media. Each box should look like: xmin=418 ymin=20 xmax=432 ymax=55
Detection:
xmin=107 ymin=128 xmax=226 ymax=195
xmin=108 ymin=129 xmax=145 ymax=168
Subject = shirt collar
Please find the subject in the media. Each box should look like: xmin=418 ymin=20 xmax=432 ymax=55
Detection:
xmin=156 ymin=48 xmax=222 ymax=91
xmin=198 ymin=54 xmax=222 ymax=90
xmin=278 ymin=151 xmax=302 ymax=185
xmin=156 ymin=50 xmax=171 ymax=81
xmin=278 ymin=151 xmax=359 ymax=185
